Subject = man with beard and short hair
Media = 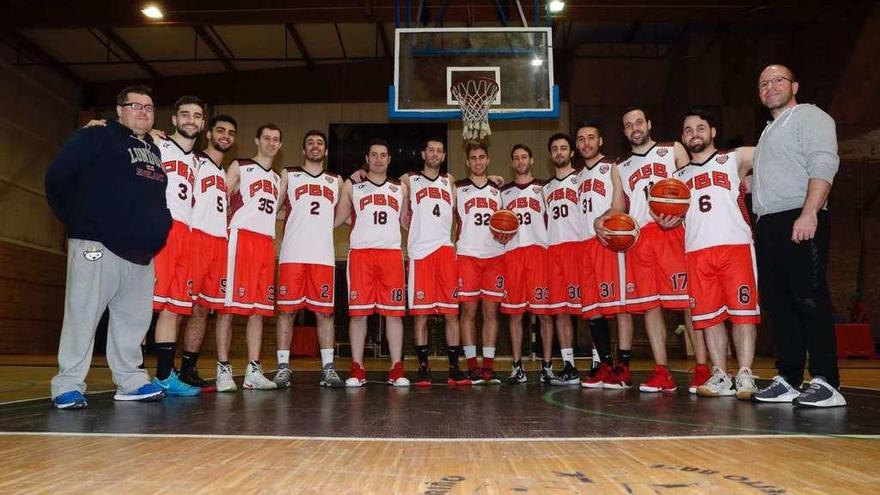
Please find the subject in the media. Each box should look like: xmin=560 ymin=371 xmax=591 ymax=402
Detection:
xmin=541 ymin=133 xmax=583 ymax=385
xmin=150 ymin=95 xmax=206 ymax=397
xmin=404 ymin=137 xmax=468 ymax=386
xmin=574 ymin=121 xmax=634 ymax=389
xmin=673 ymin=108 xmax=760 ymax=399
xmin=455 ymin=141 xmax=505 ymax=384
xmin=594 ymin=107 xmax=709 ymax=393
xmin=750 ymin=64 xmax=845 ymax=408
xmin=176 ymin=114 xmax=238 ymax=389
xmin=499 ymin=144 xmax=554 ymax=383
xmin=214 ymin=124 xmax=284 ymax=391
xmin=274 ymin=130 xmax=346 ymax=388
xmin=335 ymin=139 xmax=410 ymax=387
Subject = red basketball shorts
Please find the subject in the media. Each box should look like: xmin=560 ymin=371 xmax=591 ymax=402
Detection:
xmin=625 ymin=223 xmax=689 ymax=313
xmin=190 ymin=229 xmax=227 ymax=311
xmin=223 ymin=228 xmax=275 ymax=317
xmin=347 ymin=248 xmax=405 ymax=317
xmin=580 ymin=237 xmax=626 ymax=318
xmin=501 ymin=244 xmax=551 ymax=315
xmin=546 ymin=241 xmax=582 ymax=315
xmin=153 ymin=220 xmax=193 ymax=315
xmin=687 ymin=243 xmax=761 ymax=330
xmin=277 ymin=262 xmax=335 ymax=315
xmin=456 ymin=254 xmax=505 ymax=303
xmin=408 ymin=245 xmax=458 ymax=316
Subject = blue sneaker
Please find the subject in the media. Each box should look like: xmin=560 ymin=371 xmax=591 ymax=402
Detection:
xmin=114 ymin=382 xmax=166 ymax=401
xmin=53 ymin=390 xmax=87 ymax=409
xmin=153 ymin=370 xmax=201 ymax=396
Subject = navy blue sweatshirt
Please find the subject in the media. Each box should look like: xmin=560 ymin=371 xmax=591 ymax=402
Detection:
xmin=45 ymin=120 xmax=172 ymax=265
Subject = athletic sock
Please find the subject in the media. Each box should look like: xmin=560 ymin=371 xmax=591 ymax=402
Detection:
xmin=588 ymin=317 xmax=614 ymax=364
xmin=154 ymin=343 xmax=176 ymax=381
xmin=591 ymin=348 xmax=601 ymax=371
xmin=276 ymin=350 xmax=290 ymax=369
xmin=482 ymin=346 xmax=495 ymax=369
xmin=415 ymin=345 xmax=429 ymax=367
xmin=447 ymin=346 xmax=461 ymax=368
xmin=320 ymin=348 xmax=334 ymax=367
xmin=512 ymin=360 xmax=522 ymax=370
xmin=560 ymin=347 xmax=575 ymax=366
xmin=180 ymin=351 xmax=199 ymax=372
xmin=619 ymin=348 xmax=632 ymax=365
xmin=463 ymin=345 xmax=478 ymax=369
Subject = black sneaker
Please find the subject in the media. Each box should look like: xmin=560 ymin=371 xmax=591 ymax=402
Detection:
xmin=179 ymin=367 xmax=216 ymax=391
xmin=540 ymin=366 xmax=557 ymax=384
xmin=414 ymin=365 xmax=432 ymax=387
xmin=550 ymin=362 xmax=580 ymax=385
xmin=506 ymin=364 xmax=527 ymax=384
xmin=467 ymin=368 xmax=486 ymax=385
xmin=447 ymin=366 xmax=470 ymax=385
xmin=483 ymin=368 xmax=502 ymax=385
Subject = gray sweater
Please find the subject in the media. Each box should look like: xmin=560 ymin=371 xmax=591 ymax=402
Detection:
xmin=752 ymin=103 xmax=839 ymax=217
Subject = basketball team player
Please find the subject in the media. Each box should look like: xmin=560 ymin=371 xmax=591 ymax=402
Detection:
xmin=674 ymin=109 xmax=759 ymax=399
xmin=455 ymin=141 xmax=505 ymax=384
xmin=574 ymin=121 xmax=634 ymax=389
xmin=274 ymin=131 xmax=346 ymax=388
xmin=595 ymin=107 xmax=709 ymax=393
xmin=542 ymin=133 xmax=584 ymax=385
xmin=335 ymin=139 xmax=409 ymax=387
xmin=214 ymin=124 xmax=284 ymax=391
xmin=500 ymin=144 xmax=554 ymax=384
xmin=177 ymin=114 xmax=238 ymax=390
xmin=402 ymin=137 xmax=468 ymax=386
xmin=150 ymin=96 xmax=205 ymax=397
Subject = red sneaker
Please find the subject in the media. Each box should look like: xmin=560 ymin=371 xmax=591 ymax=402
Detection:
xmin=581 ymin=362 xmax=613 ymax=388
xmin=345 ymin=362 xmax=367 ymax=388
xmin=414 ymin=365 xmax=432 ymax=387
xmin=688 ymin=363 xmax=711 ymax=395
xmin=387 ymin=361 xmax=410 ymax=387
xmin=639 ymin=365 xmax=677 ymax=393
xmin=603 ymin=363 xmax=633 ymax=390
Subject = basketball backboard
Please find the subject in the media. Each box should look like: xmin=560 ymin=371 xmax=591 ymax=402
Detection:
xmin=390 ymin=27 xmax=558 ymax=120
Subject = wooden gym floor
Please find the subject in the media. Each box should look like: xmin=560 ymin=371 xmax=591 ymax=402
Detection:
xmin=1 ymin=356 xmax=879 ymax=494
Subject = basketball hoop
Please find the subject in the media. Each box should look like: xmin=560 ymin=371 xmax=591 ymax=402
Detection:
xmin=450 ymin=77 xmax=500 ymax=140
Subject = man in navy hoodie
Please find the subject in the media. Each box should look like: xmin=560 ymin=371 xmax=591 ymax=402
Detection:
xmin=46 ymin=85 xmax=172 ymax=408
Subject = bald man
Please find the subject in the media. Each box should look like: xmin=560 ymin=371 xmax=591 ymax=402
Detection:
xmin=750 ymin=64 xmax=845 ymax=408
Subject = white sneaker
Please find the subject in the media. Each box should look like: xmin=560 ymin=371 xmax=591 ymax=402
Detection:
xmin=243 ymin=362 xmax=277 ymax=390
xmin=793 ymin=377 xmax=847 ymax=408
xmin=696 ymin=366 xmax=735 ymax=397
xmin=734 ymin=367 xmax=758 ymax=400
xmin=216 ymin=362 xmax=237 ymax=393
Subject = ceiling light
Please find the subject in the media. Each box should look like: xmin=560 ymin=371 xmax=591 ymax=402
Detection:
xmin=141 ymin=5 xmax=164 ymax=19
xmin=548 ymin=1 xmax=565 ymax=14
xmin=531 ymin=58 xmax=544 ymax=67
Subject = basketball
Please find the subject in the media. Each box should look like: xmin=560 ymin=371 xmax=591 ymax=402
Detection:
xmin=489 ymin=209 xmax=519 ymax=236
xmin=648 ymin=178 xmax=691 ymax=217
xmin=602 ymin=213 xmax=640 ymax=252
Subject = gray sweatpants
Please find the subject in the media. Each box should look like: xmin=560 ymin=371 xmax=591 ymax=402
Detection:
xmin=50 ymin=238 xmax=155 ymax=398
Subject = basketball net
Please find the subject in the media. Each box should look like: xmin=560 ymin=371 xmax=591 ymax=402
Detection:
xmin=451 ymin=77 xmax=499 ymax=140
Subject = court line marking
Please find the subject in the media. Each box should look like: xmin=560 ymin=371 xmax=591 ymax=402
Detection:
xmin=0 ymin=431 xmax=877 ymax=443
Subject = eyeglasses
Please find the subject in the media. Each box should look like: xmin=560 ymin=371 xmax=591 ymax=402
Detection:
xmin=120 ymin=102 xmax=155 ymax=112
xmin=758 ymin=76 xmax=793 ymax=91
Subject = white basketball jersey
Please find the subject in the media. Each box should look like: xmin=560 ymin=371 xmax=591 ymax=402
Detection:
xmin=617 ymin=142 xmax=677 ymax=227
xmin=500 ymin=180 xmax=548 ymax=251
xmin=158 ymin=136 xmax=196 ymax=226
xmin=577 ymin=158 xmax=616 ymax=240
xmin=228 ymin=159 xmax=280 ymax=238
xmin=542 ymin=172 xmax=582 ymax=246
xmin=672 ymin=150 xmax=754 ymax=252
xmin=407 ymin=172 xmax=454 ymax=260
xmin=191 ymin=152 xmax=228 ymax=238
xmin=455 ymin=178 xmax=504 ymax=258
xmin=350 ymin=178 xmax=403 ymax=250
xmin=279 ymin=167 xmax=341 ymax=266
